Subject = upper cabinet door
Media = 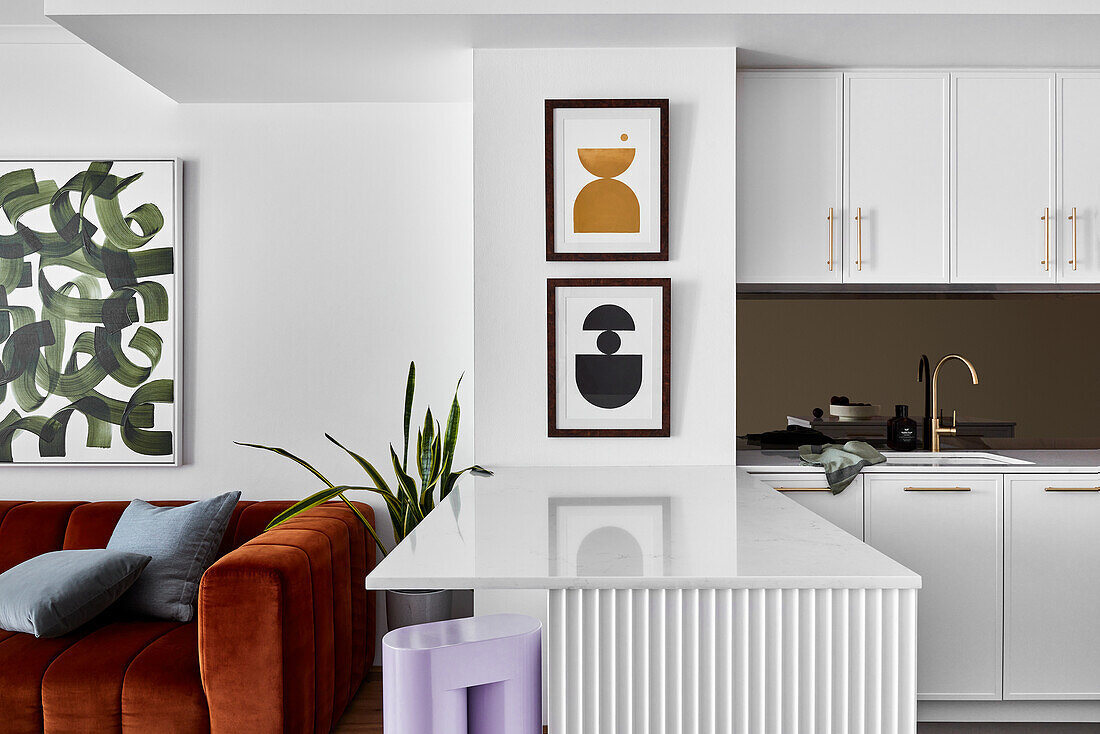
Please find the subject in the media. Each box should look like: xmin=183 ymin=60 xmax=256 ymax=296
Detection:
xmin=1058 ymin=74 xmax=1100 ymax=283
xmin=845 ymin=73 xmax=949 ymax=283
xmin=737 ymin=72 xmax=842 ymax=284
xmin=953 ymin=73 xmax=1056 ymax=284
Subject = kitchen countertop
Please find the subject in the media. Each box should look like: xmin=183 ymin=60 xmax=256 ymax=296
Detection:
xmin=738 ymin=448 xmax=1100 ymax=474
xmin=365 ymin=466 xmax=920 ymax=591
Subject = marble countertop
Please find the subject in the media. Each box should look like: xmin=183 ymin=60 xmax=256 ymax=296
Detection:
xmin=365 ymin=467 xmax=920 ymax=591
xmin=738 ymin=448 xmax=1100 ymax=474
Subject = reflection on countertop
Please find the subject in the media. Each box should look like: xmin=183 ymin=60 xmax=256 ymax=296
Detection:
xmin=365 ymin=466 xmax=920 ymax=591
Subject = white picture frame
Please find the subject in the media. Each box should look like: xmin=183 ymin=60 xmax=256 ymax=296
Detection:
xmin=0 ymin=159 xmax=182 ymax=466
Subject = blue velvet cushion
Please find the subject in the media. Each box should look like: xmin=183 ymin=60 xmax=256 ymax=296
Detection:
xmin=106 ymin=491 xmax=241 ymax=622
xmin=0 ymin=549 xmax=151 ymax=638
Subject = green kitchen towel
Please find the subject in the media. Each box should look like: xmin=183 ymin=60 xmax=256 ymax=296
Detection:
xmin=798 ymin=441 xmax=886 ymax=494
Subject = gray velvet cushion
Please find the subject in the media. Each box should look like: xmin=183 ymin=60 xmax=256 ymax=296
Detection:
xmin=106 ymin=491 xmax=241 ymax=622
xmin=0 ymin=549 xmax=151 ymax=638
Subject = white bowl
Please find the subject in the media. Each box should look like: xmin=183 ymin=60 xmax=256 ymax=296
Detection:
xmin=829 ymin=404 xmax=880 ymax=421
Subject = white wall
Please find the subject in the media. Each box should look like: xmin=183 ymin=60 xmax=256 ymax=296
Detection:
xmin=0 ymin=42 xmax=475 ymax=537
xmin=473 ymin=47 xmax=737 ymax=466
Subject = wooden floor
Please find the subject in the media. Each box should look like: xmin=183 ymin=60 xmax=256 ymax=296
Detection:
xmin=334 ymin=669 xmax=383 ymax=733
xmin=333 ymin=672 xmax=1098 ymax=733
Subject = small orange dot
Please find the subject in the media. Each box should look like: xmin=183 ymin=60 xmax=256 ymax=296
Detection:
xmin=620 ymin=133 xmax=628 ymax=141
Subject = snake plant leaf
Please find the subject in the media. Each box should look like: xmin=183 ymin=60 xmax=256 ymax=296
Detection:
xmin=399 ymin=500 xmax=416 ymax=542
xmin=418 ymin=431 xmax=444 ymax=513
xmin=325 ymin=433 xmax=393 ymax=496
xmin=441 ymin=465 xmax=495 ymax=501
xmin=265 ymin=485 xmax=388 ymax=557
xmin=334 ymin=493 xmax=389 ymax=557
xmin=265 ymin=484 xmax=361 ymax=529
xmin=418 ymin=408 xmax=435 ymax=484
xmin=325 ymin=433 xmax=403 ymax=531
xmin=415 ymin=429 xmax=422 ymax=480
xmin=350 ymin=483 xmax=403 ymax=527
xmin=402 ymin=361 xmax=415 ymax=471
xmin=428 ymin=430 xmax=442 ymax=487
xmin=236 ymin=441 xmax=336 ymax=488
xmin=440 ymin=376 xmax=461 ymax=482
xmin=389 ymin=443 xmax=422 ymax=517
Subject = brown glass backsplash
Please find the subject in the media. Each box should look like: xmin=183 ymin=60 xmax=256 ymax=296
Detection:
xmin=736 ymin=294 xmax=1100 ymax=439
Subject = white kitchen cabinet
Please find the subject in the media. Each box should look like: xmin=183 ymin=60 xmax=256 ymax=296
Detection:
xmin=845 ymin=72 xmax=949 ymax=283
xmin=1058 ymin=74 xmax=1100 ymax=283
xmin=865 ymin=474 xmax=1004 ymax=700
xmin=1004 ymin=474 xmax=1100 ymax=699
xmin=952 ymin=73 xmax=1056 ymax=283
xmin=748 ymin=472 xmax=864 ymax=539
xmin=737 ymin=72 xmax=843 ymax=284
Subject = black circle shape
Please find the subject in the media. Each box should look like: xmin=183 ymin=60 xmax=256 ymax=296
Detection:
xmin=596 ymin=330 xmax=621 ymax=355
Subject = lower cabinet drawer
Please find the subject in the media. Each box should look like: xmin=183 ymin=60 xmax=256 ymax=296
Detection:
xmin=749 ymin=472 xmax=864 ymax=540
xmin=865 ymin=474 xmax=1003 ymax=700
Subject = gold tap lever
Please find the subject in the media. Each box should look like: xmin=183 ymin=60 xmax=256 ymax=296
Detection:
xmin=930 ymin=355 xmax=979 ymax=452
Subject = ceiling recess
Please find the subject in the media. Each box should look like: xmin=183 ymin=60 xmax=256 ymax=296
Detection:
xmin=43 ymin=2 xmax=1100 ymax=102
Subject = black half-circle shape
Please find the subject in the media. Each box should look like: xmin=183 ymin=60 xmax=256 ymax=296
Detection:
xmin=576 ymin=354 xmax=643 ymax=409
xmin=582 ymin=303 xmax=635 ymax=332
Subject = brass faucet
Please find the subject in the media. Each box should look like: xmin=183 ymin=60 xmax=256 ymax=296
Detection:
xmin=930 ymin=354 xmax=979 ymax=452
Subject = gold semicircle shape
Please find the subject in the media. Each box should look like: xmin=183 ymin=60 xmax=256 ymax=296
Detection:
xmin=574 ymin=178 xmax=640 ymax=233
xmin=577 ymin=148 xmax=636 ymax=178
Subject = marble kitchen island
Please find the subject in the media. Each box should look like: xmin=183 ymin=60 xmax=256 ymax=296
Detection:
xmin=367 ymin=467 xmax=921 ymax=733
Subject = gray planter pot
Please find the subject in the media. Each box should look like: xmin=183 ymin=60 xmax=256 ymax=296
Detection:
xmin=386 ymin=589 xmax=453 ymax=631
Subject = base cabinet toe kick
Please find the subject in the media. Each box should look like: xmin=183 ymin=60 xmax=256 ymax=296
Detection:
xmin=548 ymin=587 xmax=918 ymax=734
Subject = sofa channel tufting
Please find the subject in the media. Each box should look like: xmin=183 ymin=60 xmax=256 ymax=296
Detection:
xmin=0 ymin=498 xmax=376 ymax=734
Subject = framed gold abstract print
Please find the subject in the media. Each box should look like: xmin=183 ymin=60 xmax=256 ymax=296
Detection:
xmin=545 ymin=99 xmax=669 ymax=261
xmin=547 ymin=278 xmax=670 ymax=437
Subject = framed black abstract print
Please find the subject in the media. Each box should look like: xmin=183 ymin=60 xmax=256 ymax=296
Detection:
xmin=0 ymin=160 xmax=180 ymax=465
xmin=545 ymin=99 xmax=669 ymax=261
xmin=547 ymin=278 xmax=670 ymax=437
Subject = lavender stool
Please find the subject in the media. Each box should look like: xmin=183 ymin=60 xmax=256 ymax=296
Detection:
xmin=382 ymin=613 xmax=542 ymax=734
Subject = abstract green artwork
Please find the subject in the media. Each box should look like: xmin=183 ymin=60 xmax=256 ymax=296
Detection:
xmin=0 ymin=160 xmax=178 ymax=465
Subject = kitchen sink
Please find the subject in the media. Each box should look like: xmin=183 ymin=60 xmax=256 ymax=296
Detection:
xmin=879 ymin=451 xmax=1033 ymax=466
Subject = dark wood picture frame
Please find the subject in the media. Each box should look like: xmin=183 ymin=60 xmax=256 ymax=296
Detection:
xmin=547 ymin=277 xmax=671 ymax=437
xmin=545 ymin=99 xmax=670 ymax=261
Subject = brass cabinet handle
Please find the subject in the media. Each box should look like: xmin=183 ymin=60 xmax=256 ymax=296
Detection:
xmin=1041 ymin=207 xmax=1050 ymax=270
xmin=903 ymin=486 xmax=971 ymax=492
xmin=776 ymin=487 xmax=832 ymax=493
xmin=826 ymin=207 xmax=834 ymax=271
xmin=854 ymin=207 xmax=863 ymax=272
xmin=1068 ymin=207 xmax=1078 ymax=271
xmin=1044 ymin=486 xmax=1100 ymax=492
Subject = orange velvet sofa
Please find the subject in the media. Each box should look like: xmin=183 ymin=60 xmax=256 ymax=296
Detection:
xmin=0 ymin=499 xmax=376 ymax=734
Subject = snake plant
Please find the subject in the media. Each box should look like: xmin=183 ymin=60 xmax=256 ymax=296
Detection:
xmin=237 ymin=362 xmax=490 ymax=556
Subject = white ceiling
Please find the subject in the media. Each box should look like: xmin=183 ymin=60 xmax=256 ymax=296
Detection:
xmin=1 ymin=0 xmax=49 ymax=25
xmin=33 ymin=4 xmax=1100 ymax=102
xmin=39 ymin=0 xmax=1100 ymax=15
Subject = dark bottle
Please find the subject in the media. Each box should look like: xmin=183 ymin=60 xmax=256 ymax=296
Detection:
xmin=886 ymin=404 xmax=919 ymax=451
